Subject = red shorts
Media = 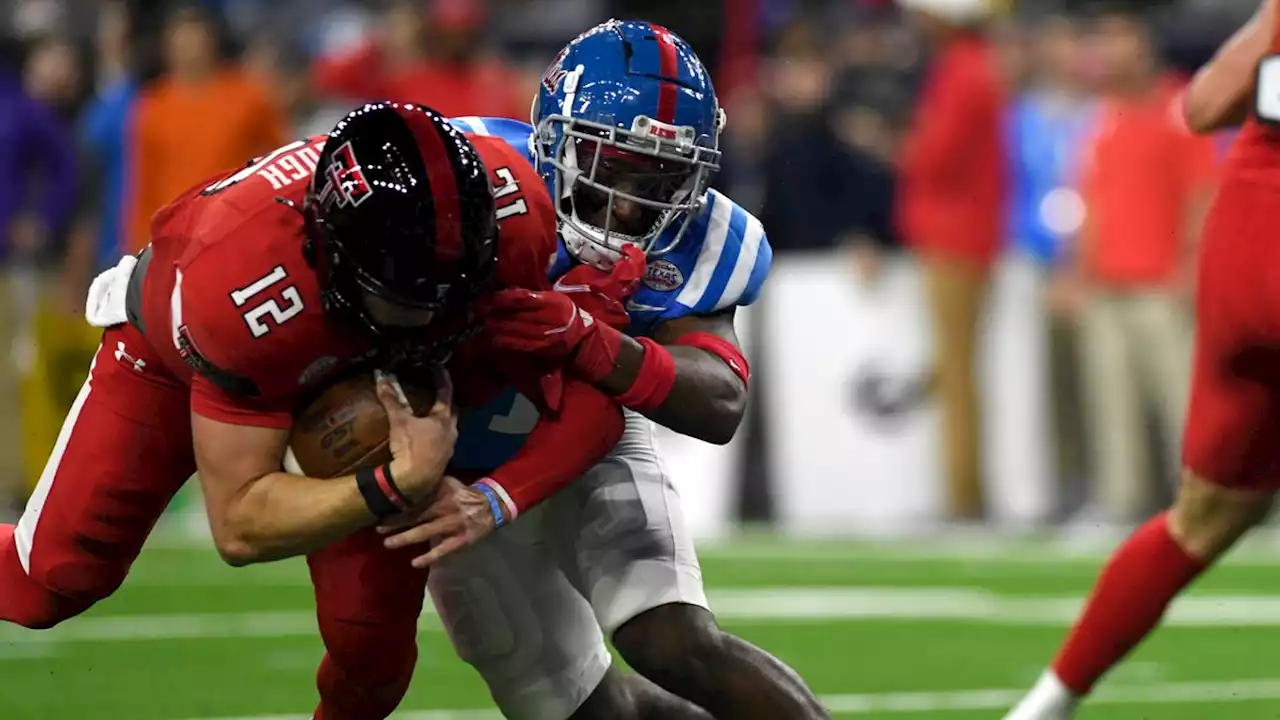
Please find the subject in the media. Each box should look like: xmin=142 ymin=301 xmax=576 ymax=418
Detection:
xmin=1182 ymin=177 xmax=1280 ymax=491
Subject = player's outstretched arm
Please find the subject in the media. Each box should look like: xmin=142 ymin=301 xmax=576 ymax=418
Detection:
xmin=1184 ymin=0 xmax=1276 ymax=133
xmin=193 ymin=376 xmax=457 ymax=566
xmin=594 ymin=309 xmax=747 ymax=445
xmin=486 ymin=248 xmax=752 ymax=445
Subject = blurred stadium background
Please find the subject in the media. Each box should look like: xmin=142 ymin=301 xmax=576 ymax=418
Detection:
xmin=3 ymin=0 xmax=1279 ymax=717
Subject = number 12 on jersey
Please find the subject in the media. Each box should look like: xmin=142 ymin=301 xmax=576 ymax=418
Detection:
xmin=231 ymin=265 xmax=305 ymax=337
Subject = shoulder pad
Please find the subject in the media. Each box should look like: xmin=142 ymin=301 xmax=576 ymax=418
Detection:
xmin=670 ymin=189 xmax=773 ymax=315
xmin=451 ymin=116 xmax=537 ymax=161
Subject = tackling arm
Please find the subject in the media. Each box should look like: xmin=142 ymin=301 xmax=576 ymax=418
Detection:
xmin=593 ymin=308 xmax=747 ymax=445
xmin=476 ymin=379 xmax=625 ymax=521
xmin=1184 ymin=0 xmax=1276 ymax=134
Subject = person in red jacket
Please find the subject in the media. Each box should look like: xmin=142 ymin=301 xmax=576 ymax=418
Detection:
xmin=897 ymin=0 xmax=1006 ymax=522
xmin=311 ymin=0 xmax=526 ymax=120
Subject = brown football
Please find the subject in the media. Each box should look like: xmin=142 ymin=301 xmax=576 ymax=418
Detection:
xmin=284 ymin=373 xmax=436 ymax=479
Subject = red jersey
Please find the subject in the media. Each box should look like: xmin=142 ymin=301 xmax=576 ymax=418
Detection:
xmin=1223 ymin=18 xmax=1280 ymax=183
xmin=134 ymin=133 xmax=560 ymax=429
xmin=896 ymin=36 xmax=1006 ymax=264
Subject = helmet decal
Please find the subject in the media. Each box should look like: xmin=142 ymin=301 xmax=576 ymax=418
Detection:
xmin=316 ymin=142 xmax=373 ymax=209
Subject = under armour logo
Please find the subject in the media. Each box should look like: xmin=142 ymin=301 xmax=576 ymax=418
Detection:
xmin=115 ymin=341 xmax=146 ymax=373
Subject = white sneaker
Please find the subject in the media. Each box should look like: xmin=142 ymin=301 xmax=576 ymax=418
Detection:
xmin=1002 ymin=671 xmax=1080 ymax=720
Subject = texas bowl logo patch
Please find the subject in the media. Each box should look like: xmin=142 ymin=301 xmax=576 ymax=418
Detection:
xmin=644 ymin=259 xmax=684 ymax=292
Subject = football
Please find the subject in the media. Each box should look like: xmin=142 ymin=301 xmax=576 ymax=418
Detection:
xmin=282 ymin=373 xmax=436 ymax=479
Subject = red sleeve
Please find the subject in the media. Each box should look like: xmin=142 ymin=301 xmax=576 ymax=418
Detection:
xmin=484 ymin=380 xmax=625 ymax=515
xmin=179 ymin=272 xmax=299 ymax=428
xmin=310 ymin=42 xmax=388 ymax=101
xmin=176 ymin=221 xmax=340 ymax=428
xmin=190 ymin=373 xmax=293 ymax=428
xmin=463 ymin=135 xmax=622 ymax=515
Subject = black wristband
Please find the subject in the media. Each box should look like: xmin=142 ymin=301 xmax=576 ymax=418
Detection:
xmin=356 ymin=463 xmax=410 ymax=519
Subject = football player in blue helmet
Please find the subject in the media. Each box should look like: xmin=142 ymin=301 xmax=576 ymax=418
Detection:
xmin=532 ymin=23 xmax=724 ymax=271
xmin=512 ymin=19 xmax=763 ymax=446
xmin=382 ymin=19 xmax=829 ymax=720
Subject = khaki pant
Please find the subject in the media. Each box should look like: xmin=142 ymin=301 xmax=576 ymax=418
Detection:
xmin=1047 ymin=303 xmax=1087 ymax=505
xmin=922 ymin=254 xmax=989 ymax=520
xmin=20 ymin=288 xmax=100 ymax=494
xmin=1079 ymin=290 xmax=1192 ymax=522
xmin=0 ymin=268 xmax=97 ymax=508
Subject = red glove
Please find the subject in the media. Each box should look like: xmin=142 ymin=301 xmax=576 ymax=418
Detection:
xmin=484 ymin=289 xmax=623 ymax=382
xmin=550 ymin=245 xmax=647 ymax=327
xmin=485 ymin=247 xmax=647 ymax=383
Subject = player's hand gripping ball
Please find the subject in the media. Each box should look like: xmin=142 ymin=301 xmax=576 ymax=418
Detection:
xmin=283 ymin=372 xmax=438 ymax=479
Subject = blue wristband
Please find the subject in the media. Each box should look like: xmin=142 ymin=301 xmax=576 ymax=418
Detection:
xmin=474 ymin=482 xmax=507 ymax=528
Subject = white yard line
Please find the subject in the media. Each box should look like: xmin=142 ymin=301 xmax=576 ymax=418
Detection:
xmin=14 ymin=588 xmax=1280 ymax=646
xmin=181 ymin=678 xmax=1280 ymax=719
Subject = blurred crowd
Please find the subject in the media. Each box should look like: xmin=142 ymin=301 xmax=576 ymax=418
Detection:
xmin=0 ymin=0 xmax=1260 ymax=535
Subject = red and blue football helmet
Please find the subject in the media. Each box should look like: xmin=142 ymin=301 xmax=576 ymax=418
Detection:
xmin=532 ymin=20 xmax=725 ymax=268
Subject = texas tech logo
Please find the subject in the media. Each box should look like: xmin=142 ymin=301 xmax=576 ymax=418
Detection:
xmin=317 ymin=141 xmax=372 ymax=209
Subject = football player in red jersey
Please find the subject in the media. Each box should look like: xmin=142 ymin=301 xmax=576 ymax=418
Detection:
xmin=1005 ymin=2 xmax=1280 ymax=717
xmin=0 ymin=103 xmax=692 ymax=719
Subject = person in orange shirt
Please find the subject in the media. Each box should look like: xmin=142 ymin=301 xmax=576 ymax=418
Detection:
xmin=127 ymin=5 xmax=286 ymax=254
xmin=1067 ymin=7 xmax=1216 ymax=527
xmin=311 ymin=0 xmax=526 ymax=121
xmin=897 ymin=0 xmax=1006 ymax=522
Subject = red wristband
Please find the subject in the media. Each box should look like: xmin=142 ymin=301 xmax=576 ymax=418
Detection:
xmin=571 ymin=321 xmax=624 ymax=383
xmin=615 ymin=337 xmax=677 ymax=411
xmin=672 ymin=331 xmax=751 ymax=387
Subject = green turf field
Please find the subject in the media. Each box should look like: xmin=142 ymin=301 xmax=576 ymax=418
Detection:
xmin=8 ymin=531 xmax=1280 ymax=719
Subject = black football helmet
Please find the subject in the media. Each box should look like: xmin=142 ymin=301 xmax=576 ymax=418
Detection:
xmin=303 ymin=102 xmax=498 ymax=366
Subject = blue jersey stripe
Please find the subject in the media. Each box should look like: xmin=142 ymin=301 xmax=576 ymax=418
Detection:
xmin=739 ymin=233 xmax=772 ymax=306
xmin=693 ymin=202 xmax=747 ymax=313
xmin=673 ymin=191 xmax=729 ymax=310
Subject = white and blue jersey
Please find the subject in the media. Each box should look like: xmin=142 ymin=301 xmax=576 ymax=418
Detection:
xmin=447 ymin=116 xmax=772 ymax=471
